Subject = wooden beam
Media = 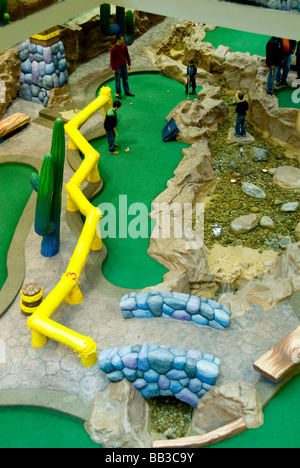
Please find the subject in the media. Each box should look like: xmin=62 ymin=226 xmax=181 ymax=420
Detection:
xmin=254 ymin=326 xmax=300 ymax=384
xmin=0 ymin=113 xmax=30 ymax=138
xmin=152 ymin=418 xmax=247 ymax=449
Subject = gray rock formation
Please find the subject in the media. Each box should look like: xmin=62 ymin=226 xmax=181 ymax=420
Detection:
xmin=190 ymin=381 xmax=264 ymax=436
xmin=84 ymin=380 xmax=153 ymax=448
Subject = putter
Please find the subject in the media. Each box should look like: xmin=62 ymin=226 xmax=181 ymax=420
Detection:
xmin=187 ymin=76 xmax=191 ymax=100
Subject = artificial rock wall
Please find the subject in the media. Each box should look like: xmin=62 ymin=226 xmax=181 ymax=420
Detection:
xmin=18 ymin=39 xmax=68 ymax=107
xmin=120 ymin=290 xmax=231 ymax=330
xmin=99 ymin=344 xmax=221 ymax=408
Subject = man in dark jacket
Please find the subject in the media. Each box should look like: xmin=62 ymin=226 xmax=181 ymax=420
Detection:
xmin=275 ymin=38 xmax=296 ymax=86
xmin=110 ymin=34 xmax=135 ymax=99
xmin=266 ymin=37 xmax=284 ymax=96
xmin=104 ymin=100 xmax=122 ymax=155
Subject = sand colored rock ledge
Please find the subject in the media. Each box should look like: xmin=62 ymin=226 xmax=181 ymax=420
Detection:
xmin=190 ymin=381 xmax=264 ymax=436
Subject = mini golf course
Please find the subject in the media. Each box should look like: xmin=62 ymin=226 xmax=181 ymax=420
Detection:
xmin=0 ymin=163 xmax=37 ymax=291
xmin=203 ymin=26 xmax=270 ymax=57
xmin=0 ymin=59 xmax=299 ymax=448
xmin=92 ymin=73 xmax=190 ymax=289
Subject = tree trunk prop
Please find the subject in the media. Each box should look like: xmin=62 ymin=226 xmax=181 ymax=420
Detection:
xmin=100 ymin=3 xmax=135 ymax=45
xmin=0 ymin=0 xmax=10 ymax=26
xmin=32 ymin=118 xmax=65 ymax=257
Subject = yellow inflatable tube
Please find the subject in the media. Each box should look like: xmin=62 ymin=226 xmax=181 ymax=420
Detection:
xmin=27 ymin=86 xmax=112 ymax=367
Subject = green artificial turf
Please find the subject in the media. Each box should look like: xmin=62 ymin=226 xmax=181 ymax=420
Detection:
xmin=203 ymin=26 xmax=270 ymax=57
xmin=0 ymin=163 xmax=37 ymax=291
xmin=275 ymin=87 xmax=300 ymax=110
xmin=0 ymin=407 xmax=101 ymax=448
xmin=92 ymin=73 xmax=190 ymax=289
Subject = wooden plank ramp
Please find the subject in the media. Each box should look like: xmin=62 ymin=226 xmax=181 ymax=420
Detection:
xmin=152 ymin=418 xmax=247 ymax=449
xmin=0 ymin=113 xmax=31 ymax=139
xmin=253 ymin=326 xmax=300 ymax=384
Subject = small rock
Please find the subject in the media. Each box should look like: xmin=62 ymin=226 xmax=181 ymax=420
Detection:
xmin=260 ymin=216 xmax=275 ymax=229
xmin=242 ymin=182 xmax=266 ymax=199
xmin=279 ymin=236 xmax=292 ymax=249
xmin=253 ymin=147 xmax=268 ymax=162
xmin=281 ymin=202 xmax=299 ymax=212
xmin=228 ymin=160 xmax=238 ymax=169
xmin=230 ymin=201 xmax=242 ymax=210
xmin=231 ymin=214 xmax=258 ymax=234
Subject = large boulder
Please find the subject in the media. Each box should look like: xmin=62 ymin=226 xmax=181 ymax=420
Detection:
xmin=148 ymin=139 xmax=216 ymax=288
xmin=166 ymin=97 xmax=228 ymax=144
xmin=248 ymin=81 xmax=300 ymax=150
xmin=221 ymin=52 xmax=259 ymax=91
xmin=84 ymin=380 xmax=153 ymax=448
xmin=146 ymin=53 xmax=217 ymax=89
xmin=190 ymin=381 xmax=264 ymax=435
xmin=238 ymin=278 xmax=293 ymax=310
xmin=0 ymin=47 xmax=21 ymax=119
xmin=275 ymin=242 xmax=300 ymax=291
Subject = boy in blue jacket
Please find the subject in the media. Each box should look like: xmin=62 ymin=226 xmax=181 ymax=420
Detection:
xmin=186 ymin=59 xmax=197 ymax=95
xmin=104 ymin=100 xmax=122 ymax=155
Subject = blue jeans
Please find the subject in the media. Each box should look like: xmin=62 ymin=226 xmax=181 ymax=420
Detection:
xmin=235 ymin=115 xmax=246 ymax=136
xmin=106 ymin=129 xmax=116 ymax=152
xmin=276 ymin=54 xmax=292 ymax=84
xmin=266 ymin=66 xmax=280 ymax=93
xmin=186 ymin=77 xmax=196 ymax=93
xmin=115 ymin=66 xmax=130 ymax=95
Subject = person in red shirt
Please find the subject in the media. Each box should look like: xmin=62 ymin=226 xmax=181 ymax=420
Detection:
xmin=110 ymin=34 xmax=135 ymax=99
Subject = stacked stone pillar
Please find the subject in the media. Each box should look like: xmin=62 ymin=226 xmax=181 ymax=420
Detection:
xmin=18 ymin=29 xmax=69 ymax=107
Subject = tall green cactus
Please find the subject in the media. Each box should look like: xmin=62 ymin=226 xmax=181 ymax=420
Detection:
xmin=100 ymin=3 xmax=135 ymax=45
xmin=125 ymin=9 xmax=135 ymax=46
xmin=100 ymin=3 xmax=120 ymax=36
xmin=0 ymin=0 xmax=10 ymax=26
xmin=32 ymin=118 xmax=65 ymax=257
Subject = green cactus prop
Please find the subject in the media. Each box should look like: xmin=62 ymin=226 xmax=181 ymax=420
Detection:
xmin=0 ymin=0 xmax=10 ymax=26
xmin=125 ymin=9 xmax=135 ymax=46
xmin=100 ymin=3 xmax=120 ymax=36
xmin=100 ymin=3 xmax=135 ymax=45
xmin=34 ymin=154 xmax=54 ymax=237
xmin=116 ymin=6 xmax=125 ymax=34
xmin=32 ymin=118 xmax=65 ymax=257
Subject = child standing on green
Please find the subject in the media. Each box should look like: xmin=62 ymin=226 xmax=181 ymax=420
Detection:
xmin=104 ymin=100 xmax=122 ymax=155
xmin=185 ymin=59 xmax=197 ymax=96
